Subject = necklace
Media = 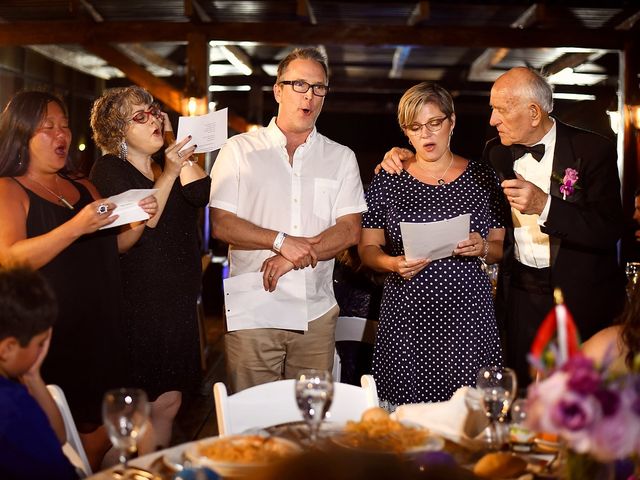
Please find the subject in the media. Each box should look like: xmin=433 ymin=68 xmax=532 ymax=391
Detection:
xmin=28 ymin=174 xmax=74 ymax=210
xmin=418 ymin=150 xmax=454 ymax=186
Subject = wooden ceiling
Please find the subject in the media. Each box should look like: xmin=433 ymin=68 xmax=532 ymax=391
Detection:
xmin=1 ymin=1 xmax=638 ymax=124
xmin=2 ymin=1 xmax=639 ymax=196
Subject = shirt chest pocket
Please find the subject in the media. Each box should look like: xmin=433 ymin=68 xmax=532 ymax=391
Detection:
xmin=313 ymin=178 xmax=339 ymax=222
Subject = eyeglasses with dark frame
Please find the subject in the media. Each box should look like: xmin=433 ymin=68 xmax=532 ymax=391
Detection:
xmin=129 ymin=104 xmax=163 ymax=125
xmin=404 ymin=116 xmax=449 ymax=135
xmin=279 ymin=80 xmax=329 ymax=97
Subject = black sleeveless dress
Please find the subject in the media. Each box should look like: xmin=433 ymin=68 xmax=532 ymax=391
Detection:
xmin=90 ymin=155 xmax=211 ymax=400
xmin=16 ymin=176 xmax=127 ymax=425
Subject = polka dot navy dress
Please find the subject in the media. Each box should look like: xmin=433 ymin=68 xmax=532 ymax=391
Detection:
xmin=363 ymin=161 xmax=504 ymax=408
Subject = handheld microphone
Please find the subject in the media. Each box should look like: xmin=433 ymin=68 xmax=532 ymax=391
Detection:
xmin=490 ymin=146 xmax=516 ymax=182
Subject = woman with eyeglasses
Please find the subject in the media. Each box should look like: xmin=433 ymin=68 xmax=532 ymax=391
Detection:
xmin=89 ymin=86 xmax=210 ymax=454
xmin=0 ymin=90 xmax=158 ymax=469
xmin=358 ymin=82 xmax=506 ymax=409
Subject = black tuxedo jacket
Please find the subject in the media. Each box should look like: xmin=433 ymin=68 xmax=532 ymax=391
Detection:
xmin=484 ymin=120 xmax=626 ymax=339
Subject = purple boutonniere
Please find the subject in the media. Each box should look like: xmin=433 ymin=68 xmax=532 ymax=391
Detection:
xmin=552 ymin=168 xmax=580 ymax=200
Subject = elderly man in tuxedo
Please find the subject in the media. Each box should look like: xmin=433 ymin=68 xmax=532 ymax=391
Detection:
xmin=378 ymin=67 xmax=625 ymax=386
xmin=485 ymin=67 xmax=625 ymax=385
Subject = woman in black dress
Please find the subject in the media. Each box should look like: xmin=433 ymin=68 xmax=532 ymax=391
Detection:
xmin=0 ymin=91 xmax=157 ymax=469
xmin=359 ymin=82 xmax=505 ymax=409
xmin=89 ymin=86 xmax=211 ymax=451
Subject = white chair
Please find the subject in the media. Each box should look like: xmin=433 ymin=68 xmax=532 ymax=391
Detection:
xmin=214 ymin=374 xmax=379 ymax=436
xmin=332 ymin=316 xmax=378 ymax=382
xmin=46 ymin=384 xmax=92 ymax=477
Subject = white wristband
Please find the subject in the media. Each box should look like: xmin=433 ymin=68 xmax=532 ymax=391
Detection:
xmin=273 ymin=231 xmax=287 ymax=253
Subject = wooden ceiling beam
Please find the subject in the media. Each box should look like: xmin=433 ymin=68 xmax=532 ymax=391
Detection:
xmin=84 ymin=42 xmax=183 ymax=113
xmin=211 ymin=74 xmax=615 ymax=97
xmin=0 ymin=21 xmax=628 ymax=50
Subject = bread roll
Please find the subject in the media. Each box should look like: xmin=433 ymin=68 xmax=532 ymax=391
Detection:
xmin=361 ymin=407 xmax=389 ymax=422
xmin=473 ymin=452 xmax=527 ymax=478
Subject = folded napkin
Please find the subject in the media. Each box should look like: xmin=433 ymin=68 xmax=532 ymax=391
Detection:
xmin=390 ymin=386 xmax=489 ymax=450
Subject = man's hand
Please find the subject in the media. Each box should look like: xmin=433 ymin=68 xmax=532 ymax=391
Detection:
xmin=279 ymin=235 xmax=319 ymax=269
xmin=374 ymin=147 xmax=413 ymax=175
xmin=260 ymin=255 xmax=295 ymax=292
xmin=502 ymin=173 xmax=548 ymax=215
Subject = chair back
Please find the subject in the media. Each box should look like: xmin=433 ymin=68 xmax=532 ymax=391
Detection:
xmin=46 ymin=384 xmax=92 ymax=477
xmin=332 ymin=316 xmax=378 ymax=382
xmin=214 ymin=375 xmax=378 ymax=436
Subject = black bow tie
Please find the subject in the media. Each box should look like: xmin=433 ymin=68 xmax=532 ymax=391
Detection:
xmin=510 ymin=143 xmax=545 ymax=161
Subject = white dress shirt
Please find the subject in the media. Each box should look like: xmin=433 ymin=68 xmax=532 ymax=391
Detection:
xmin=209 ymin=118 xmax=367 ymax=323
xmin=512 ymin=120 xmax=556 ymax=268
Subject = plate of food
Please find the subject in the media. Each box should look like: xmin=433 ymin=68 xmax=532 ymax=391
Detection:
xmin=332 ymin=407 xmax=445 ymax=455
xmin=184 ymin=434 xmax=302 ymax=477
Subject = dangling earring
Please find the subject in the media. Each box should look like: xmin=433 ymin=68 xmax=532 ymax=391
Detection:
xmin=119 ymin=140 xmax=128 ymax=161
xmin=16 ymin=152 xmax=22 ymax=167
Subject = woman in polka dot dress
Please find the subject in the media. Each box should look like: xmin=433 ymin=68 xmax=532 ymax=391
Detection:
xmin=359 ymin=82 xmax=505 ymax=409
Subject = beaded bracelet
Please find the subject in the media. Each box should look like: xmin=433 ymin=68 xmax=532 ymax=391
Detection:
xmin=480 ymin=238 xmax=490 ymax=262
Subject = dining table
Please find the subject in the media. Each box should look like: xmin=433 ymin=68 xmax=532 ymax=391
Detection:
xmin=86 ymin=421 xmax=558 ymax=480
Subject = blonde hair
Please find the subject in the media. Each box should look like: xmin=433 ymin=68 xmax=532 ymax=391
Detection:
xmin=276 ymin=47 xmax=329 ymax=83
xmin=397 ymin=82 xmax=454 ymax=130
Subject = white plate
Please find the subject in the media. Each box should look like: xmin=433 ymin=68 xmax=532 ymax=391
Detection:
xmin=184 ymin=434 xmax=302 ymax=478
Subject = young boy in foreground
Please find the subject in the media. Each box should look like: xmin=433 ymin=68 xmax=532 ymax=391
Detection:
xmin=0 ymin=266 xmax=77 ymax=479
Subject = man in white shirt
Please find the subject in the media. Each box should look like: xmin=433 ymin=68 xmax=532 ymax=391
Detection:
xmin=209 ymin=48 xmax=367 ymax=392
xmin=378 ymin=67 xmax=625 ymax=387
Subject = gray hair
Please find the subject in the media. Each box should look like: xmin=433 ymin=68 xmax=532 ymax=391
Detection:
xmin=523 ymin=68 xmax=554 ymax=114
xmin=397 ymin=82 xmax=455 ymax=129
xmin=276 ymin=47 xmax=329 ymax=83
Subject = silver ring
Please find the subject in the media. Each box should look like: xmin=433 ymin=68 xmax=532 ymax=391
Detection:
xmin=177 ymin=150 xmax=183 ymax=158
xmin=269 ymin=274 xmax=274 ymax=279
xmin=96 ymin=203 xmax=109 ymax=215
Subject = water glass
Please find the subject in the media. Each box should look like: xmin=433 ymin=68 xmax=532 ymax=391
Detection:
xmin=476 ymin=366 xmax=517 ymax=450
xmin=625 ymin=262 xmax=640 ymax=284
xmin=294 ymin=369 xmax=334 ymax=442
xmin=483 ymin=263 xmax=499 ymax=297
xmin=509 ymin=398 xmax=534 ymax=452
xmin=102 ymin=387 xmax=150 ymax=468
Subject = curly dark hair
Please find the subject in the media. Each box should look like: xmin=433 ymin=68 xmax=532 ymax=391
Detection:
xmin=90 ymin=86 xmax=154 ymax=154
xmin=620 ymin=282 xmax=640 ymax=368
xmin=0 ymin=91 xmax=68 ymax=177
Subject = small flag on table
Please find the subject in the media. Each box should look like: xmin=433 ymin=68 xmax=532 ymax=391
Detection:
xmin=529 ymin=288 xmax=581 ymax=371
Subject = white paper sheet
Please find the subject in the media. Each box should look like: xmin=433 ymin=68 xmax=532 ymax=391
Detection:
xmin=99 ymin=188 xmax=158 ymax=230
xmin=176 ymin=108 xmax=228 ymax=154
xmin=223 ymin=270 xmax=308 ymax=332
xmin=400 ymin=213 xmax=471 ymax=261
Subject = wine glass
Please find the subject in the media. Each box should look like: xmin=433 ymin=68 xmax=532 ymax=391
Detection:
xmin=483 ymin=263 xmax=499 ymax=298
xmin=294 ymin=369 xmax=334 ymax=443
xmin=102 ymin=388 xmax=150 ymax=469
xmin=625 ymin=262 xmax=640 ymax=299
xmin=476 ymin=366 xmax=517 ymax=450
xmin=509 ymin=398 xmax=535 ymax=452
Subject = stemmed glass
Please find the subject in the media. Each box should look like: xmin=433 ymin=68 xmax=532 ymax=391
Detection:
xmin=102 ymin=388 xmax=150 ymax=470
xmin=294 ymin=369 xmax=334 ymax=443
xmin=625 ymin=262 xmax=640 ymax=299
xmin=476 ymin=366 xmax=517 ymax=450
